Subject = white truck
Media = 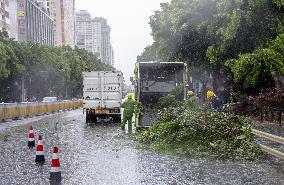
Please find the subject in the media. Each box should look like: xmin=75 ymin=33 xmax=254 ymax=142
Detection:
xmin=83 ymin=71 xmax=123 ymax=123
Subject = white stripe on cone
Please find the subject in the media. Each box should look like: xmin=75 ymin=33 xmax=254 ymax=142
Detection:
xmin=50 ymin=167 xmax=61 ymax=173
xmin=52 ymin=153 xmax=59 ymax=159
xmin=36 ymin=151 xmax=44 ymax=155
xmin=28 ymin=138 xmax=35 ymax=141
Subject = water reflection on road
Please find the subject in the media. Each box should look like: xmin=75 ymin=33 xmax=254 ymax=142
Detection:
xmin=0 ymin=110 xmax=283 ymax=185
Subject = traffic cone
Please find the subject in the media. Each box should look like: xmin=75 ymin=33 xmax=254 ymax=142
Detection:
xmin=28 ymin=126 xmax=35 ymax=148
xmin=35 ymin=135 xmax=45 ymax=164
xmin=50 ymin=147 xmax=62 ymax=182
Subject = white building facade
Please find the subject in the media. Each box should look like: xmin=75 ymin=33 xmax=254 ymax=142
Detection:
xmin=75 ymin=10 xmax=114 ymax=65
xmin=76 ymin=10 xmax=101 ymax=56
xmin=43 ymin=0 xmax=75 ymax=47
xmin=8 ymin=0 xmax=54 ymax=45
xmin=0 ymin=0 xmax=10 ymax=35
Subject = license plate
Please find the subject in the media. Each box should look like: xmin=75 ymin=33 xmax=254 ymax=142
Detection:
xmin=96 ymin=109 xmax=108 ymax=114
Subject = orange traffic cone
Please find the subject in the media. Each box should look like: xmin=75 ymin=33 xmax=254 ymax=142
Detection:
xmin=50 ymin=147 xmax=62 ymax=182
xmin=35 ymin=135 xmax=45 ymax=164
xmin=28 ymin=126 xmax=35 ymax=148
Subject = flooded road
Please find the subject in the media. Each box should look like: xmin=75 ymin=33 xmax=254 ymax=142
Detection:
xmin=0 ymin=109 xmax=283 ymax=185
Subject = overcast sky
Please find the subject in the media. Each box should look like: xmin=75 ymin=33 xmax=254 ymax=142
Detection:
xmin=76 ymin=0 xmax=170 ymax=84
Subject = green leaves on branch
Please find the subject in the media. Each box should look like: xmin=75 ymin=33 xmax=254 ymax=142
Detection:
xmin=226 ymin=34 xmax=284 ymax=88
xmin=0 ymin=31 xmax=114 ymax=101
xmin=138 ymin=107 xmax=263 ymax=160
xmin=139 ymin=0 xmax=284 ymax=93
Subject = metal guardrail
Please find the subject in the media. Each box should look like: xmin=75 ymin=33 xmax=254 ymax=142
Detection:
xmin=259 ymin=144 xmax=284 ymax=160
xmin=0 ymin=100 xmax=83 ymax=122
xmin=242 ymin=127 xmax=284 ymax=159
xmin=251 ymin=128 xmax=284 ymax=145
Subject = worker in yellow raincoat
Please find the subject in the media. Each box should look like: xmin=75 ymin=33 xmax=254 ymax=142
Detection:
xmin=121 ymin=93 xmax=141 ymax=134
xmin=187 ymin=90 xmax=199 ymax=110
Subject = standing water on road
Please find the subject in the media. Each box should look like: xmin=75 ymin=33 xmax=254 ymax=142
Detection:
xmin=0 ymin=110 xmax=283 ymax=185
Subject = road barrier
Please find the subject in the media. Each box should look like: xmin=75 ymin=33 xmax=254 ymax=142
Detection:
xmin=251 ymin=128 xmax=284 ymax=145
xmin=0 ymin=101 xmax=82 ymax=122
xmin=242 ymin=127 xmax=284 ymax=159
xmin=259 ymin=144 xmax=284 ymax=160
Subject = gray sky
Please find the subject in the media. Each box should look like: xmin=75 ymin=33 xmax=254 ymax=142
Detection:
xmin=76 ymin=0 xmax=170 ymax=84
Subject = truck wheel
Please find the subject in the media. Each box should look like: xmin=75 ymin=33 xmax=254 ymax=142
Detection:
xmin=113 ymin=115 xmax=121 ymax=123
xmin=86 ymin=113 xmax=90 ymax=124
xmin=117 ymin=115 xmax=121 ymax=123
xmin=90 ymin=115 xmax=97 ymax=126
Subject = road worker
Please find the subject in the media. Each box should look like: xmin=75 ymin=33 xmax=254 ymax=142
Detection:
xmin=206 ymin=90 xmax=216 ymax=109
xmin=121 ymin=93 xmax=139 ymax=134
xmin=187 ymin=90 xmax=199 ymax=110
xmin=207 ymin=90 xmax=215 ymax=101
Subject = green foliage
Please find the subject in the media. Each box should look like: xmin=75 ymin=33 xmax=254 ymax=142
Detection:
xmin=137 ymin=43 xmax=160 ymax=62
xmin=227 ymin=34 xmax=284 ymax=88
xmin=157 ymin=84 xmax=185 ymax=109
xmin=157 ymin=94 xmax=180 ymax=109
xmin=139 ymin=0 xmax=284 ymax=94
xmin=138 ymin=107 xmax=263 ymax=160
xmin=273 ymin=0 xmax=284 ymax=7
xmin=0 ymin=32 xmax=114 ymax=102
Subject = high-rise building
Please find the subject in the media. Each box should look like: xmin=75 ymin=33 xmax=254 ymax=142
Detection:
xmin=75 ymin=10 xmax=114 ymax=65
xmin=9 ymin=0 xmax=17 ymax=40
xmin=0 ymin=0 xmax=10 ymax=34
xmin=99 ymin=17 xmax=112 ymax=65
xmin=76 ymin=10 xmax=101 ymax=56
xmin=9 ymin=0 xmax=54 ymax=45
xmin=45 ymin=0 xmax=75 ymax=47
xmin=36 ymin=0 xmax=47 ymax=9
xmin=110 ymin=44 xmax=114 ymax=66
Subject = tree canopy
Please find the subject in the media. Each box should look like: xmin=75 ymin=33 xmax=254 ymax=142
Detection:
xmin=138 ymin=0 xmax=284 ymax=94
xmin=0 ymin=31 xmax=113 ymax=102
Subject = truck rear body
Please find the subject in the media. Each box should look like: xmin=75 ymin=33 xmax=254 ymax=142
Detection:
xmin=135 ymin=62 xmax=187 ymax=127
xmin=83 ymin=71 xmax=123 ymax=123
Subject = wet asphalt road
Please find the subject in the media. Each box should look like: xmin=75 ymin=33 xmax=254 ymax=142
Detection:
xmin=0 ymin=109 xmax=283 ymax=185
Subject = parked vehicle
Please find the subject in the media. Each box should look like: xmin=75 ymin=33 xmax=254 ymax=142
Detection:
xmin=134 ymin=61 xmax=187 ymax=127
xmin=83 ymin=71 xmax=123 ymax=123
xmin=42 ymin=97 xmax=57 ymax=103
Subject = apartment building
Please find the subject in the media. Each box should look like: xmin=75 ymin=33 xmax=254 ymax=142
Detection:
xmin=9 ymin=0 xmax=54 ymax=45
xmin=76 ymin=10 xmax=114 ymax=65
xmin=0 ymin=0 xmax=10 ymax=35
xmin=45 ymin=0 xmax=75 ymax=47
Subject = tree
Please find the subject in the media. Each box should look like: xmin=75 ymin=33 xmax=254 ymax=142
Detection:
xmin=140 ymin=0 xmax=284 ymax=98
xmin=227 ymin=34 xmax=284 ymax=89
xmin=0 ymin=31 xmax=114 ymax=102
xmin=137 ymin=42 xmax=160 ymax=62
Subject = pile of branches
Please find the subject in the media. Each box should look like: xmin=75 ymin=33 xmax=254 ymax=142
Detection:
xmin=138 ymin=106 xmax=262 ymax=160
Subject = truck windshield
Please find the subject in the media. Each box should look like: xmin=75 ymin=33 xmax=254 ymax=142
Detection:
xmin=140 ymin=65 xmax=184 ymax=83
